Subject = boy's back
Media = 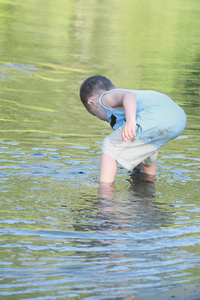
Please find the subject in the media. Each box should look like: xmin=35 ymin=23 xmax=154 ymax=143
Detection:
xmin=100 ymin=89 xmax=187 ymax=148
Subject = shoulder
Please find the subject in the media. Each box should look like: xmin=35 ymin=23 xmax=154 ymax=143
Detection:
xmin=102 ymin=88 xmax=136 ymax=108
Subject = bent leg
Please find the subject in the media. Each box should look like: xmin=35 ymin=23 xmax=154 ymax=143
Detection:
xmin=99 ymin=153 xmax=117 ymax=183
xmin=141 ymin=159 xmax=157 ymax=176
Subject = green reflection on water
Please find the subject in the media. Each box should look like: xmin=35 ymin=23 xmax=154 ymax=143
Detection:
xmin=0 ymin=0 xmax=199 ymax=140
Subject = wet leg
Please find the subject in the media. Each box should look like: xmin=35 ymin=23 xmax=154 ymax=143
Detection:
xmin=99 ymin=153 xmax=117 ymax=183
xmin=141 ymin=160 xmax=157 ymax=176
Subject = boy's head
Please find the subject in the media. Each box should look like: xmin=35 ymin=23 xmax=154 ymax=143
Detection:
xmin=80 ymin=75 xmax=115 ymax=112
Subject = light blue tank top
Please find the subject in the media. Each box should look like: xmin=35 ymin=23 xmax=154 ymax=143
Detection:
xmin=99 ymin=89 xmax=187 ymax=148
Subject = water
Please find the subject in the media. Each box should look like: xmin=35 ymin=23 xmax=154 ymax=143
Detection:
xmin=0 ymin=0 xmax=200 ymax=299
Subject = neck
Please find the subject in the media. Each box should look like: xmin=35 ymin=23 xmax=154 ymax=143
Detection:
xmin=90 ymin=94 xmax=108 ymax=121
xmin=98 ymin=105 xmax=108 ymax=121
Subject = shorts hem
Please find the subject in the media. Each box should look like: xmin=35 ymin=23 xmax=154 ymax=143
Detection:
xmin=102 ymin=129 xmax=159 ymax=171
xmin=102 ymin=146 xmax=139 ymax=171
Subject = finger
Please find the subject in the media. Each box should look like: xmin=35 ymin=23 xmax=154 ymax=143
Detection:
xmin=122 ymin=135 xmax=127 ymax=142
xmin=132 ymin=129 xmax=136 ymax=138
xmin=130 ymin=126 xmax=136 ymax=137
xmin=124 ymin=130 xmax=132 ymax=140
xmin=122 ymin=130 xmax=128 ymax=142
xmin=127 ymin=129 xmax=134 ymax=140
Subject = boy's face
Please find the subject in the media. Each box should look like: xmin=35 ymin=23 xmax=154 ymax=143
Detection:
xmin=87 ymin=97 xmax=108 ymax=121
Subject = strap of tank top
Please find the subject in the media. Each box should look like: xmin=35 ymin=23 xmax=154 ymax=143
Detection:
xmin=98 ymin=89 xmax=115 ymax=109
xmin=99 ymin=88 xmax=129 ymax=109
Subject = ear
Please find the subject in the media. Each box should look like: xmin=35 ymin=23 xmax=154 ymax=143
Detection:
xmin=87 ymin=98 xmax=94 ymax=105
xmin=87 ymin=98 xmax=98 ymax=107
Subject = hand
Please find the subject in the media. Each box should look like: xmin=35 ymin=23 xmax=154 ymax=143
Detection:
xmin=122 ymin=120 xmax=136 ymax=142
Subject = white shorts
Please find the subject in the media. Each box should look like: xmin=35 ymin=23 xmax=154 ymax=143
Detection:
xmin=102 ymin=126 xmax=158 ymax=171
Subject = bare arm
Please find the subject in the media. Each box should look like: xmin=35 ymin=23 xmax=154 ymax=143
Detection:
xmin=121 ymin=93 xmax=137 ymax=142
xmin=103 ymin=90 xmax=137 ymax=142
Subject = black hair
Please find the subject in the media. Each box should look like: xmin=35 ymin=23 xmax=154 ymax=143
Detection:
xmin=79 ymin=75 xmax=115 ymax=111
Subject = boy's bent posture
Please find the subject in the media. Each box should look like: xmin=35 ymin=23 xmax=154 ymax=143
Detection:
xmin=80 ymin=75 xmax=187 ymax=183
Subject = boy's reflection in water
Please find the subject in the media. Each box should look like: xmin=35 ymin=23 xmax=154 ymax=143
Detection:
xmin=97 ymin=170 xmax=167 ymax=233
xmin=98 ymin=169 xmax=156 ymax=202
xmin=97 ymin=172 xmax=158 ymax=300
xmin=127 ymin=170 xmax=156 ymax=200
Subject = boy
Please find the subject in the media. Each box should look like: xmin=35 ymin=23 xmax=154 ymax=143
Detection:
xmin=79 ymin=75 xmax=187 ymax=183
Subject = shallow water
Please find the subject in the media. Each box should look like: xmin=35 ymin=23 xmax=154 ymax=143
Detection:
xmin=0 ymin=0 xmax=200 ymax=299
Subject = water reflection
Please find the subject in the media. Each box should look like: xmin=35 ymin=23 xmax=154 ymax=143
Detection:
xmin=126 ymin=171 xmax=156 ymax=199
xmin=184 ymin=54 xmax=200 ymax=97
xmin=98 ymin=170 xmax=156 ymax=200
xmin=0 ymin=136 xmax=200 ymax=299
xmin=97 ymin=171 xmax=175 ymax=234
